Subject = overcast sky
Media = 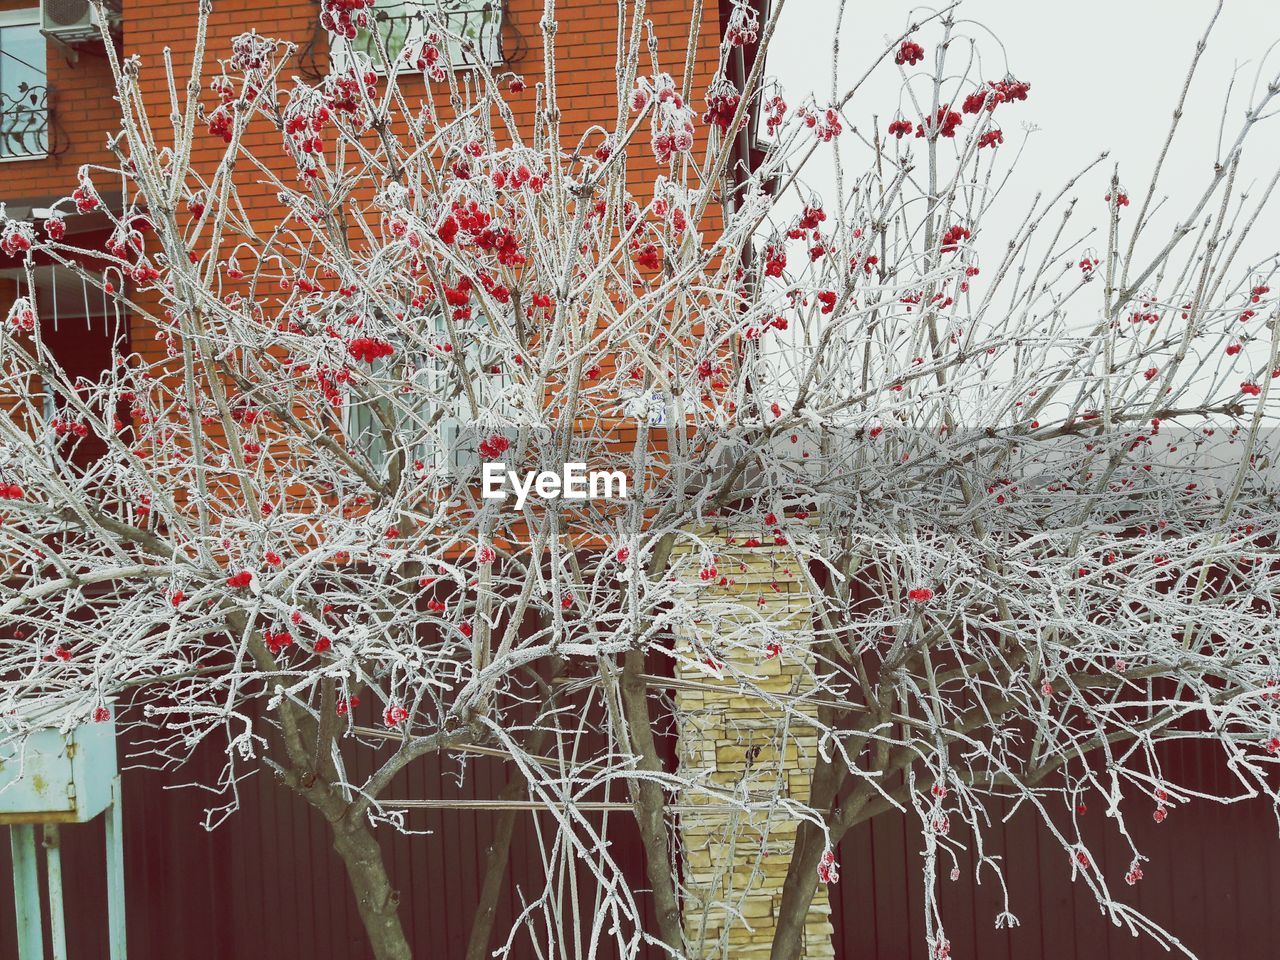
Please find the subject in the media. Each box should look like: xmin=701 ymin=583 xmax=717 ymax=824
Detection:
xmin=766 ymin=0 xmax=1280 ymax=269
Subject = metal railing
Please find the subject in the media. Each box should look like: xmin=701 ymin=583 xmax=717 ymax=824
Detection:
xmin=357 ymin=0 xmax=503 ymax=67
xmin=0 ymin=82 xmax=48 ymax=160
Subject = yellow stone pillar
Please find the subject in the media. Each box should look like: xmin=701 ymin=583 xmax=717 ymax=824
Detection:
xmin=672 ymin=533 xmax=836 ymax=960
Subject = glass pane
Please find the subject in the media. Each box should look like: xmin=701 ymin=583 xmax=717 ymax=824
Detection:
xmin=353 ymin=0 xmax=413 ymax=62
xmin=0 ymin=23 xmax=45 ymax=97
xmin=0 ymin=21 xmax=47 ymax=158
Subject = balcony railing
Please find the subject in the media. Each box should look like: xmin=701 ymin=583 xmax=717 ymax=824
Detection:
xmin=351 ymin=1 xmax=504 ymax=69
xmin=0 ymin=82 xmax=48 ymax=160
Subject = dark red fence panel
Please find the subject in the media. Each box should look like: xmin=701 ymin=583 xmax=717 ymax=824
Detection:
xmin=829 ymin=744 xmax=1280 ymax=960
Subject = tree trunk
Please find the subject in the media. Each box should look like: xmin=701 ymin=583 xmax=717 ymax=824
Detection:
xmin=329 ymin=807 xmax=414 ymax=960
xmin=465 ymin=786 xmax=523 ymax=960
xmin=768 ymin=819 xmax=828 ymax=960
xmin=257 ymin=639 xmax=414 ymax=960
xmin=620 ymin=648 xmax=686 ymax=953
xmin=769 ymin=749 xmax=850 ymax=960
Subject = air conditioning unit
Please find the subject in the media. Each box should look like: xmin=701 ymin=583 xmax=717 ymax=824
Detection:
xmin=41 ymin=0 xmax=121 ymax=46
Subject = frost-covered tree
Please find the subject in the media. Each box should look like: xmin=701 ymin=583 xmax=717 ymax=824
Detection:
xmin=2 ymin=2 xmax=1279 ymax=958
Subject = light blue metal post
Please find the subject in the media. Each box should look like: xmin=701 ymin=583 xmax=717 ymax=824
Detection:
xmin=44 ymin=824 xmax=68 ymax=960
xmin=105 ymin=777 xmax=127 ymax=960
xmin=3 ymin=710 xmax=125 ymax=957
xmin=10 ymin=823 xmax=43 ymax=960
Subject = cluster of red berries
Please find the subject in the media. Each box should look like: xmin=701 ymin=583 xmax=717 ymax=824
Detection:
xmin=650 ymin=197 xmax=688 ymax=235
xmin=284 ymin=99 xmax=330 ymax=158
xmin=490 ymin=162 xmax=546 ymax=193
xmin=816 ymin=849 xmax=840 ymax=884
xmin=0 ymin=481 xmax=25 ymax=500
xmin=319 ymin=0 xmax=373 ymax=39
xmin=50 ymin=417 xmax=89 ymax=439
xmin=440 ymin=199 xmax=526 ymax=267
xmin=227 ymin=570 xmax=254 ymax=588
xmin=325 ymin=66 xmax=378 ymax=117
xmin=229 ymin=31 xmax=276 ymax=73
xmin=763 ymin=244 xmax=787 ymax=278
xmin=634 ymin=242 xmax=662 ymax=271
xmin=940 ymin=224 xmax=971 ymax=253
xmin=633 ymin=75 xmax=696 ymax=163
xmin=908 ymin=586 xmax=934 ymax=603
xmin=917 ymin=105 xmax=962 ymax=139
xmin=702 ymin=75 xmax=741 ymax=132
xmin=105 ymin=222 xmax=144 ymax=260
xmin=478 ymin=434 xmax=510 ymax=460
xmin=895 ymin=40 xmax=925 ymax=66
xmin=724 ymin=2 xmax=759 ymax=46
xmin=962 ymin=78 xmax=1031 ymax=114
xmin=409 ymin=33 xmax=448 ymax=83
xmin=6 ymin=297 xmax=35 ymax=332
xmin=263 ymin=628 xmax=293 ymax=654
xmin=797 ymin=105 xmax=843 ymax=141
xmin=207 ymin=76 xmax=239 ymax=143
xmin=72 ymin=176 xmax=100 ymax=213
xmin=348 ymin=336 xmax=395 ymax=363
xmin=1 ymin=220 xmax=35 ymax=257
xmin=764 ymin=95 xmax=787 ymax=136
xmin=315 ymin=364 xmax=351 ymax=407
xmin=695 ymin=358 xmax=724 ymax=383
xmin=436 ymin=274 xmax=472 ymax=322
xmin=798 ymin=204 xmax=826 ymax=232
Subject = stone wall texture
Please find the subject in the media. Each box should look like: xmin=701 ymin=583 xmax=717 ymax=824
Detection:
xmin=672 ymin=532 xmax=836 ymax=959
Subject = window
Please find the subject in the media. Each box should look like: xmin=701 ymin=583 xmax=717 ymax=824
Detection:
xmin=341 ymin=0 xmax=503 ymax=70
xmin=0 ymin=8 xmax=47 ymax=160
xmin=345 ymin=315 xmax=515 ymax=480
xmin=345 ymin=343 xmax=440 ymax=478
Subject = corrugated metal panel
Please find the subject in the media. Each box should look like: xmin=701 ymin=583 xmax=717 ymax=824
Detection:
xmin=828 ymin=744 xmax=1280 ymax=960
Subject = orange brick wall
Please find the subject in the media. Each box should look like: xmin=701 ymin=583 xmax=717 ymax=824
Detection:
xmin=1 ymin=0 xmax=728 ymax=347
xmin=3 ymin=0 xmax=731 ymax=507
xmin=4 ymin=0 xmax=726 ymax=207
xmin=114 ymin=0 xmax=727 ymax=415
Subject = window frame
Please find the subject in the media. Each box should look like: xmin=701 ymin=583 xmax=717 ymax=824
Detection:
xmin=343 ymin=314 xmax=515 ymax=480
xmin=0 ymin=6 xmax=48 ymax=163
xmin=329 ymin=0 xmax=504 ymax=76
